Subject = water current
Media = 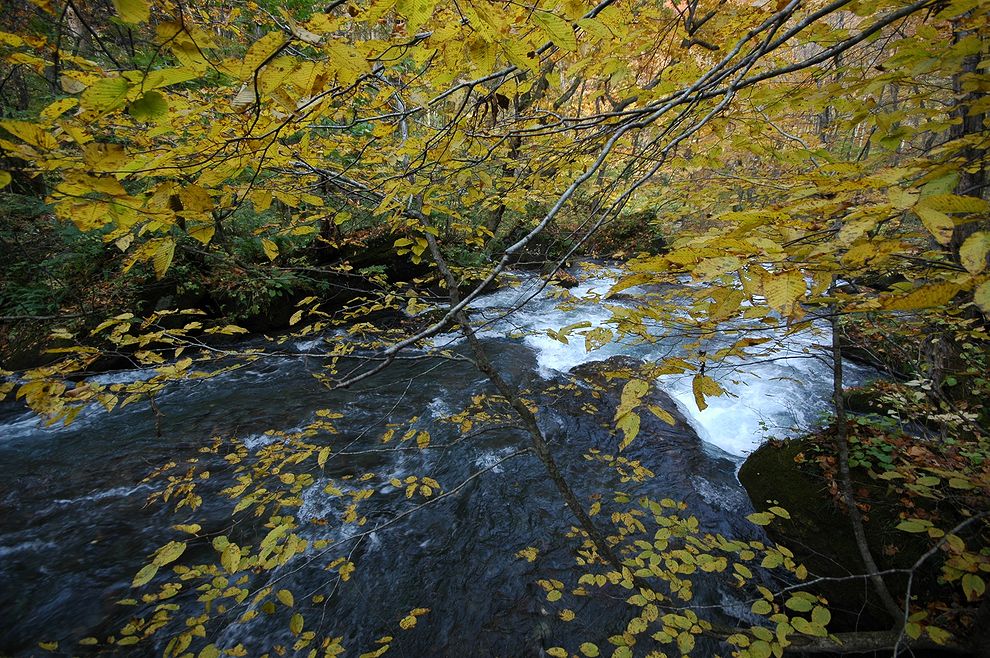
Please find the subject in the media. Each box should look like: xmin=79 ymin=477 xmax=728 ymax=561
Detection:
xmin=0 ymin=266 xmax=872 ymax=656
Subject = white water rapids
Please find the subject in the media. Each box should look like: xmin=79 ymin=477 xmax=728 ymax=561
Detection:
xmin=438 ymin=265 xmax=871 ymax=457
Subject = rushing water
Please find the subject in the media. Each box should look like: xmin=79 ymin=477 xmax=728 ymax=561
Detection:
xmin=0 ymin=267 xmax=870 ymax=656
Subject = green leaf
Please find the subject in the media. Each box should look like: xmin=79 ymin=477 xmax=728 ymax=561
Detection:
xmin=896 ymin=519 xmax=929 ymax=533
xmin=0 ymin=171 xmax=10 ymax=189
xmin=128 ymin=91 xmax=168 ymax=121
xmin=751 ymin=599 xmax=772 ymax=615
xmin=785 ymin=596 xmax=812 ymax=612
xmin=580 ymin=642 xmax=600 ymax=657
xmin=962 ymin=574 xmax=985 ymax=601
xmin=132 ymin=563 xmax=158 ymax=587
xmin=747 ymin=512 xmax=775 ymax=526
xmin=749 ymin=640 xmax=772 ymax=658
xmin=290 ymin=612 xmax=304 ymax=635
xmin=927 ymin=626 xmax=952 ymax=645
xmin=81 ymin=77 xmax=131 ymax=112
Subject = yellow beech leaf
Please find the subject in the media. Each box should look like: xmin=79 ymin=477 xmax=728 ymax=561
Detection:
xmin=975 ymin=280 xmax=990 ymax=315
xmin=580 ymin=642 xmax=600 ymax=657
xmin=262 ymin=238 xmax=279 ymax=261
xmin=327 ymin=41 xmax=370 ymax=85
xmin=112 ymin=0 xmax=150 ymax=24
xmin=917 ymin=193 xmax=990 ymax=214
xmin=516 ymin=546 xmax=538 ymax=562
xmin=959 ymin=231 xmax=990 ymax=274
xmin=242 ymin=31 xmax=287 ymax=80
xmin=80 ymin=77 xmax=131 ymax=112
xmin=763 ymin=269 xmax=805 ymax=315
xmin=132 ymin=563 xmax=158 ymax=587
xmin=881 ymin=282 xmax=959 ymax=311
xmin=616 ymin=412 xmax=640 ymax=451
xmin=692 ymin=374 xmax=723 ymax=412
xmin=187 ymin=222 xmax=216 ymax=245
xmin=152 ymin=540 xmax=186 ymax=566
xmin=399 ymin=615 xmax=417 ymax=630
xmin=221 ymin=542 xmax=240 ymax=573
xmin=532 ymin=11 xmax=577 ymax=51
xmin=396 ymin=0 xmax=437 ymax=32
xmin=915 ymin=206 xmax=954 ymax=245
xmin=277 ymin=589 xmax=294 ymax=607
xmin=647 ymin=404 xmax=675 ymax=425
xmin=289 ymin=612 xmax=303 ymax=635
xmin=153 ymin=238 xmax=176 ymax=279
xmin=614 ymin=379 xmax=649 ymax=421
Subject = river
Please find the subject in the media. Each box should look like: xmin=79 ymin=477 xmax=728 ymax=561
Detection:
xmin=0 ymin=266 xmax=871 ymax=656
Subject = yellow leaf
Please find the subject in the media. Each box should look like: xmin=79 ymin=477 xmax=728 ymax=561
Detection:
xmin=262 ymin=238 xmax=279 ymax=261
xmin=516 ymin=546 xmax=539 ymax=562
xmin=197 ymin=645 xmax=220 ymax=658
xmin=881 ymin=282 xmax=959 ymax=311
xmin=396 ymin=0 xmax=437 ymax=32
xmin=187 ymin=222 xmax=215 ymax=245
xmin=327 ymin=41 xmax=370 ymax=85
xmin=290 ymin=612 xmax=304 ymax=635
xmin=763 ymin=269 xmax=805 ymax=315
xmin=277 ymin=589 xmax=294 ymax=607
xmin=0 ymin=171 xmax=10 ymax=189
xmin=38 ymin=641 xmax=58 ymax=651
xmin=112 ymin=0 xmax=150 ymax=24
xmin=153 ymin=540 xmax=186 ymax=566
xmin=917 ymin=193 xmax=989 ymax=214
xmin=692 ymin=375 xmax=723 ymax=412
xmin=82 ymin=142 xmax=127 ymax=171
xmin=221 ymin=542 xmax=240 ymax=573
xmin=399 ymin=615 xmax=417 ymax=630
xmin=153 ymin=238 xmax=176 ymax=279
xmin=132 ymin=563 xmax=158 ymax=587
xmin=40 ymin=97 xmax=78 ymax=120
xmin=915 ymin=206 xmax=954 ymax=245
xmin=959 ymin=231 xmax=990 ymax=274
xmin=580 ymin=642 xmax=600 ymax=657
xmin=80 ymin=77 xmax=131 ymax=113
xmin=647 ymin=404 xmax=675 ymax=425
xmin=976 ymin=280 xmax=990 ymax=314
xmin=0 ymin=119 xmax=58 ymax=149
xmin=616 ymin=412 xmax=640 ymax=451
xmin=242 ymin=32 xmax=288 ymax=80
xmin=532 ymin=11 xmax=577 ymax=51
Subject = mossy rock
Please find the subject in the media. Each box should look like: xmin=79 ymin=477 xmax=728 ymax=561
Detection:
xmin=739 ymin=437 xmax=930 ymax=633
